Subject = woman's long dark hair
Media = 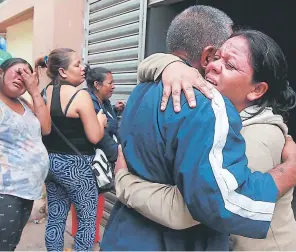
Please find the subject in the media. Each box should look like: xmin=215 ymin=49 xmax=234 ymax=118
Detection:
xmin=231 ymin=29 xmax=296 ymax=122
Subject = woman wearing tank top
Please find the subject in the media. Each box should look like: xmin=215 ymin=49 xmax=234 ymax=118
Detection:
xmin=0 ymin=58 xmax=51 ymax=251
xmin=40 ymin=48 xmax=107 ymax=251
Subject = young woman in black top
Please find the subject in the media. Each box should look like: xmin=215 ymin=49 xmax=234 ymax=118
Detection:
xmin=41 ymin=48 xmax=106 ymax=251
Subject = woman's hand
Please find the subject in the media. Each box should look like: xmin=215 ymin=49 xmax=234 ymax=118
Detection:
xmin=18 ymin=67 xmax=51 ymax=135
xmin=161 ymin=62 xmax=214 ymax=112
xmin=114 ymin=145 xmax=128 ymax=175
xmin=115 ymin=101 xmax=126 ymax=112
xmin=282 ymin=135 xmax=296 ymax=163
xmin=97 ymin=109 xmax=108 ymax=128
xmin=18 ymin=67 xmax=39 ymax=96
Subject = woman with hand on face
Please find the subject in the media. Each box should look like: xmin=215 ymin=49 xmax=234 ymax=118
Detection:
xmin=114 ymin=30 xmax=296 ymax=251
xmin=0 ymin=58 xmax=50 ymax=251
xmin=40 ymin=49 xmax=107 ymax=251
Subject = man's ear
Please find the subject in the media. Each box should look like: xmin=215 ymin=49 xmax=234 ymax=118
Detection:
xmin=200 ymin=46 xmax=216 ymax=70
xmin=58 ymin=68 xmax=67 ymax=79
xmin=247 ymin=82 xmax=269 ymax=102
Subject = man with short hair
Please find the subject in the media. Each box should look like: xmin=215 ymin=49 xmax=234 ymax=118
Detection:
xmin=101 ymin=6 xmax=296 ymax=251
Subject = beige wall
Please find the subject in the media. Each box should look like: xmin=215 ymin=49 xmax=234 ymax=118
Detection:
xmin=52 ymin=0 xmax=86 ymax=57
xmin=0 ymin=0 xmax=35 ymax=26
xmin=6 ymin=18 xmax=33 ymax=66
xmin=0 ymin=0 xmax=85 ymax=79
xmin=32 ymin=0 xmax=85 ymax=62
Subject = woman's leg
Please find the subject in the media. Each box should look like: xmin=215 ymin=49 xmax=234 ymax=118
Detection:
xmin=45 ymin=180 xmax=70 ymax=251
xmin=65 ymin=156 xmax=98 ymax=251
xmin=0 ymin=194 xmax=33 ymax=251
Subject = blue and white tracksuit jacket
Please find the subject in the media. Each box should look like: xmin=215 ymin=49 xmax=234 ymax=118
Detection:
xmin=101 ymin=82 xmax=278 ymax=251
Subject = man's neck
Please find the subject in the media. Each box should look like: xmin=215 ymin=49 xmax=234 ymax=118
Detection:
xmin=172 ymin=51 xmax=202 ymax=72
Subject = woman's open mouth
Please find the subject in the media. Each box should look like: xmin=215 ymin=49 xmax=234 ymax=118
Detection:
xmin=205 ymin=77 xmax=217 ymax=86
xmin=13 ymin=81 xmax=24 ymax=89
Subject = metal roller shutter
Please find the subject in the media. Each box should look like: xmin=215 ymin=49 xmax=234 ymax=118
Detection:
xmin=86 ymin=0 xmax=147 ymax=102
xmin=85 ymin=0 xmax=147 ymax=227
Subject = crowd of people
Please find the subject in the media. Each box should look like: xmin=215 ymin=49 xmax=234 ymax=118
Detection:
xmin=0 ymin=48 xmax=124 ymax=250
xmin=0 ymin=4 xmax=296 ymax=252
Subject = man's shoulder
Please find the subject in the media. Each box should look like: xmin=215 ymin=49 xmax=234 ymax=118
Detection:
xmin=179 ymin=88 xmax=221 ymax=111
xmin=123 ymin=81 xmax=162 ymax=118
xmin=130 ymin=81 xmax=163 ymax=102
xmin=133 ymin=81 xmax=161 ymax=92
xmin=191 ymin=88 xmax=238 ymax=114
xmin=175 ymin=88 xmax=240 ymax=127
xmin=181 ymin=88 xmax=229 ymax=106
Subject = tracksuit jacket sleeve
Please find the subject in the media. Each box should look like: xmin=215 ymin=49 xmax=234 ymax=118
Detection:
xmin=170 ymin=90 xmax=278 ymax=238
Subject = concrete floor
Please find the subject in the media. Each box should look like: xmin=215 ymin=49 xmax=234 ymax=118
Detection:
xmin=16 ymin=212 xmax=102 ymax=251
xmin=15 ymin=196 xmax=296 ymax=251
xmin=16 ymin=221 xmax=73 ymax=251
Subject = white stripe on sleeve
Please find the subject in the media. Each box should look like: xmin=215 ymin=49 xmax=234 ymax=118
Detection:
xmin=209 ymin=89 xmax=275 ymax=221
